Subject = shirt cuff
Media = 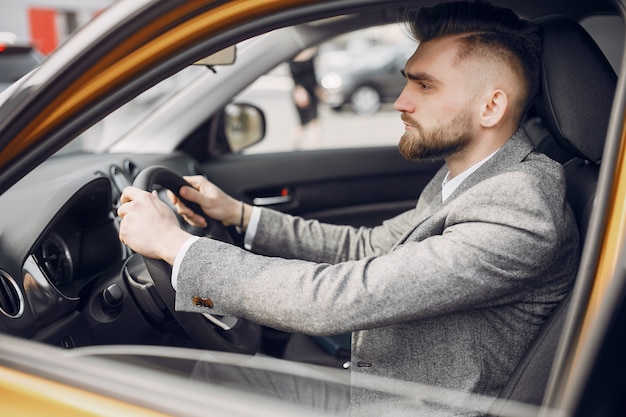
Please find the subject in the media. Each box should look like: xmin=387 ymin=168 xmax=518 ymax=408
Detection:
xmin=243 ymin=206 xmax=261 ymax=250
xmin=171 ymin=236 xmax=201 ymax=290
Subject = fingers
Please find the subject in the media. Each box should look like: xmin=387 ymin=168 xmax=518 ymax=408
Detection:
xmin=179 ymin=206 xmax=208 ymax=228
xmin=166 ymin=175 xmax=236 ymax=226
xmin=166 ymin=186 xmax=208 ymax=228
xmin=179 ymin=184 xmax=204 ymax=206
xmin=166 ymin=189 xmax=179 ymax=205
xmin=181 ymin=176 xmax=217 ymax=205
xmin=119 ymin=186 xmax=147 ymax=205
xmin=117 ymin=187 xmax=191 ymax=264
xmin=183 ymin=175 xmax=208 ymax=188
xmin=118 ymin=187 xmax=150 ymax=218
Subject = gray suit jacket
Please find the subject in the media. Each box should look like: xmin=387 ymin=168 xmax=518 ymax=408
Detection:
xmin=176 ymin=128 xmax=579 ymax=410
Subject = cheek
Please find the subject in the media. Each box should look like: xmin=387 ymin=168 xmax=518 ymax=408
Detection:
xmin=435 ymin=95 xmax=472 ymax=122
xmin=403 ymin=87 xmax=470 ymax=126
xmin=417 ymin=99 xmax=454 ymax=128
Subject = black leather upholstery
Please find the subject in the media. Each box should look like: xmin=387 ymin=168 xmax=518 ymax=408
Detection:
xmin=534 ymin=15 xmax=616 ymax=164
xmin=563 ymin=159 xmax=601 ymax=243
xmin=493 ymin=16 xmax=616 ymax=414
xmin=494 ymin=293 xmax=572 ymax=408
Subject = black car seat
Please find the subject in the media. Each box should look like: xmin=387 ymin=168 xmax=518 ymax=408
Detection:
xmin=492 ymin=15 xmax=617 ymax=414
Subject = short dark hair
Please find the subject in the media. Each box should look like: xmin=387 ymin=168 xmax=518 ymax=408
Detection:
xmin=404 ymin=0 xmax=541 ymax=119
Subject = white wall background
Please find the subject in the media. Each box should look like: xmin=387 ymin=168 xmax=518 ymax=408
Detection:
xmin=1 ymin=0 xmax=113 ymax=45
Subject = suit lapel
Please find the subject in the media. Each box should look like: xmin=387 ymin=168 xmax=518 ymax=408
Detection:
xmin=392 ymin=167 xmax=446 ymax=248
xmin=394 ymin=128 xmax=536 ymax=248
xmin=445 ymin=128 xmax=535 ymax=202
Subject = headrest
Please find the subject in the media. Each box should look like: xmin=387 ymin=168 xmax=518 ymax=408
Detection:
xmin=534 ymin=16 xmax=617 ymax=164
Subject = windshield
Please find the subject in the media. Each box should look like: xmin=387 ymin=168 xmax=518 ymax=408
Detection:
xmin=62 ymin=64 xmax=208 ymax=154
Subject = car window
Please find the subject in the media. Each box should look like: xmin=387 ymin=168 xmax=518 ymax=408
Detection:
xmin=580 ymin=15 xmax=624 ymax=74
xmin=0 ymin=46 xmax=42 ymax=92
xmin=237 ymin=24 xmax=415 ymax=154
xmin=63 ymin=24 xmax=415 ymax=156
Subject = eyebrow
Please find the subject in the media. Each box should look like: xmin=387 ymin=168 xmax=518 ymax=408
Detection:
xmin=400 ymin=70 xmax=439 ymax=84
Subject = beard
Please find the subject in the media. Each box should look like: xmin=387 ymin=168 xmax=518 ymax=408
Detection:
xmin=398 ymin=110 xmax=474 ymax=162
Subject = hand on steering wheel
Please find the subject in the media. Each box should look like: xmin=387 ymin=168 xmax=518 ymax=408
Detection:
xmin=168 ymin=174 xmax=244 ymax=233
xmin=125 ymin=165 xmax=261 ymax=354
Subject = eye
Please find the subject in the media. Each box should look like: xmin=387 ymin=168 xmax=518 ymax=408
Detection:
xmin=419 ymin=82 xmax=431 ymax=90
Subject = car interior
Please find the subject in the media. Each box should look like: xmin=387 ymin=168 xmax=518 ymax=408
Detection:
xmin=0 ymin=0 xmax=623 ymax=415
xmin=490 ymin=14 xmax=616 ymax=413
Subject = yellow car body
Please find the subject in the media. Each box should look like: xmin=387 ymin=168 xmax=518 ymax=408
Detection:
xmin=0 ymin=0 xmax=624 ymax=416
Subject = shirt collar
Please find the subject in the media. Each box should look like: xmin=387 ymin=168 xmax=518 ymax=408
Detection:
xmin=441 ymin=149 xmax=500 ymax=201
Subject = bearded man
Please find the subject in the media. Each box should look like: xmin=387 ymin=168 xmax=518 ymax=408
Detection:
xmin=118 ymin=0 xmax=580 ymax=414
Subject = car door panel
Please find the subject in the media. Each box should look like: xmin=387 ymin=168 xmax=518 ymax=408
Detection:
xmin=199 ymin=146 xmax=441 ymax=227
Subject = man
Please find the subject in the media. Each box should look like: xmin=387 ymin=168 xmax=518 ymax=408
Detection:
xmin=118 ymin=0 xmax=579 ymax=413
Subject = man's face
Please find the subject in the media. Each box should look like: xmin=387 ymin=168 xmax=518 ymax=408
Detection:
xmin=394 ymin=36 xmax=479 ymax=162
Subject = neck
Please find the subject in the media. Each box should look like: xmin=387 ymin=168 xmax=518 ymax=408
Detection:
xmin=445 ymin=126 xmax=516 ymax=179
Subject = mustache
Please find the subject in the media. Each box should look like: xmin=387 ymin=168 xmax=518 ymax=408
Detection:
xmin=401 ymin=113 xmax=419 ymax=128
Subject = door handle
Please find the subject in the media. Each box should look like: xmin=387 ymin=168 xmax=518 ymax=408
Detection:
xmin=252 ymin=195 xmax=293 ymax=206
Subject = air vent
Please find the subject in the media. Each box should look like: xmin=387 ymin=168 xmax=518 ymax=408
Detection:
xmin=124 ymin=159 xmax=141 ymax=180
xmin=0 ymin=270 xmax=24 ymax=318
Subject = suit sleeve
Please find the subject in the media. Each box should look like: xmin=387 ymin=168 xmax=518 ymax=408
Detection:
xmin=174 ymin=167 xmax=578 ymax=336
xmin=247 ymin=207 xmax=416 ymax=263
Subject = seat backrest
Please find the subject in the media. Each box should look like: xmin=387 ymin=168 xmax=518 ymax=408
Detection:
xmin=492 ymin=15 xmax=617 ymax=414
xmin=535 ymin=14 xmax=616 ymax=243
xmin=535 ymin=16 xmax=616 ymax=166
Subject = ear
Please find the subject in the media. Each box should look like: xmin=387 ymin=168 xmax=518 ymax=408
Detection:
xmin=479 ymin=89 xmax=507 ymax=128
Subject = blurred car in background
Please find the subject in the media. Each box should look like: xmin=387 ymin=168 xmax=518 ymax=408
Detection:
xmin=0 ymin=32 xmax=42 ymax=93
xmin=317 ymin=44 xmax=413 ymax=115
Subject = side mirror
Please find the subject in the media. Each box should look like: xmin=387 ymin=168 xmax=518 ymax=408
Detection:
xmin=222 ymin=103 xmax=266 ymax=152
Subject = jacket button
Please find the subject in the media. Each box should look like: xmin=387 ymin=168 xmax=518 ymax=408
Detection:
xmin=192 ymin=296 xmax=213 ymax=308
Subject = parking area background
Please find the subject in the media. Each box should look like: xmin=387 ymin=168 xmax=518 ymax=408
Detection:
xmin=236 ymin=68 xmax=404 ymax=154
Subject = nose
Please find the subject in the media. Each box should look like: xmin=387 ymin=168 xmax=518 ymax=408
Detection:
xmin=394 ymin=86 xmax=414 ymax=113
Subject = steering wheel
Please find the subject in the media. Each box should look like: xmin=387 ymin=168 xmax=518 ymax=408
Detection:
xmin=130 ymin=165 xmax=262 ymax=354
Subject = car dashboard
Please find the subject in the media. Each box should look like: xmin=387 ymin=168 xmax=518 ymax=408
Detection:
xmin=0 ymin=151 xmax=199 ymax=347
